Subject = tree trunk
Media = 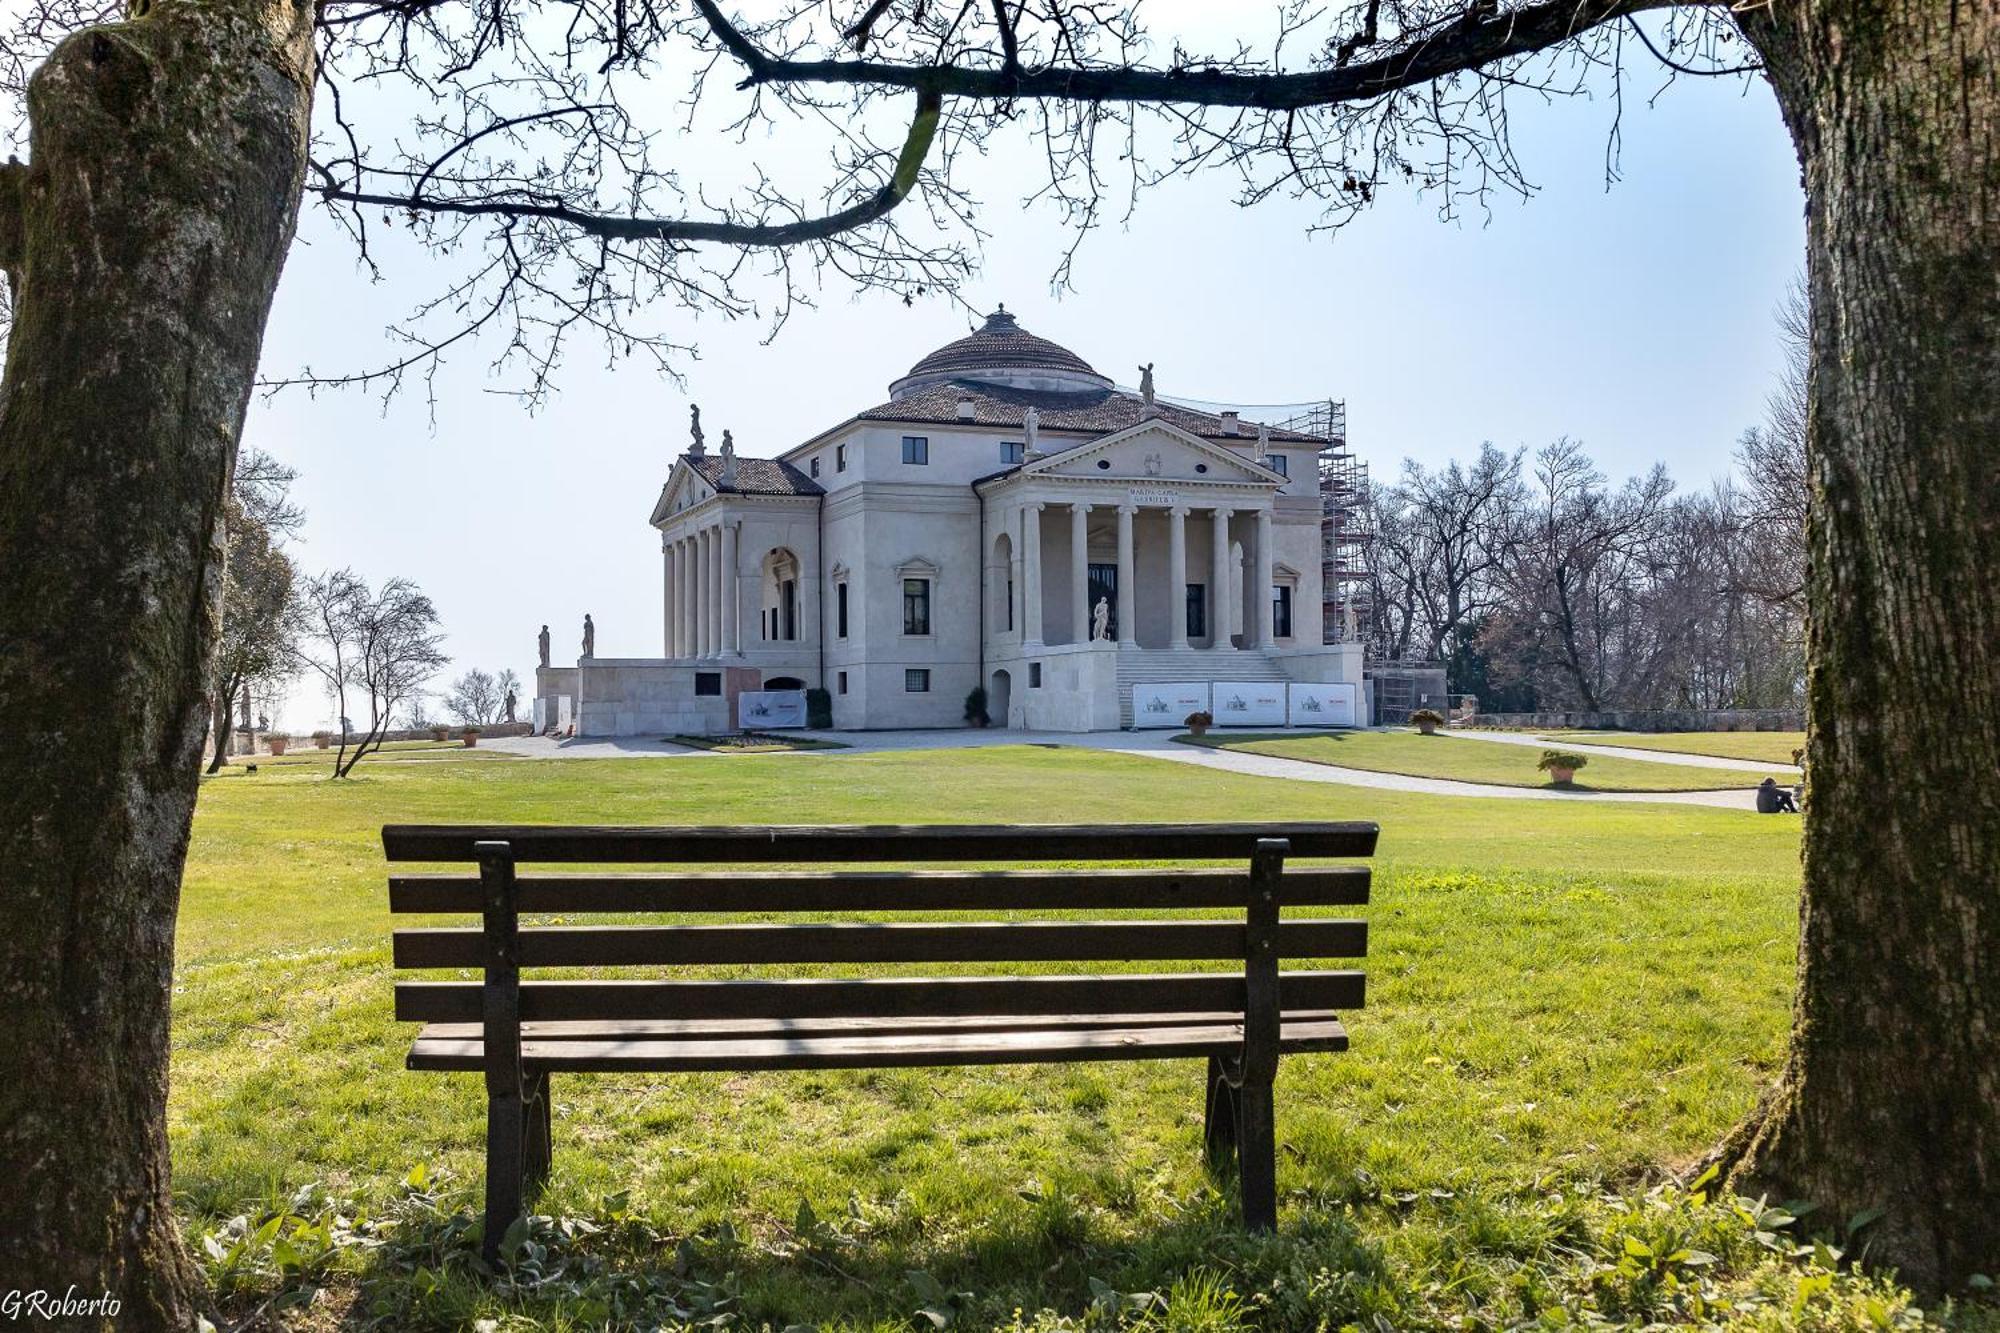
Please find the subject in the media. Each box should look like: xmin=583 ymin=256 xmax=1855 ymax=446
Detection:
xmin=0 ymin=0 xmax=314 ymax=1325
xmin=1727 ymin=0 xmax=1999 ymax=1295
xmin=205 ymin=677 xmax=240 ymax=775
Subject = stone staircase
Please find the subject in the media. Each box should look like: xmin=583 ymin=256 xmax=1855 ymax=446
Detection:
xmin=1115 ymin=648 xmax=1289 ymax=727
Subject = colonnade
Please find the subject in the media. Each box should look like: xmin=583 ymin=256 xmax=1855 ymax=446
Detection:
xmin=661 ymin=520 xmax=741 ymax=658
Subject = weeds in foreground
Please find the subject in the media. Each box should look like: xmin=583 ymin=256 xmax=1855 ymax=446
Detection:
xmin=192 ymin=1165 xmax=1994 ymax=1331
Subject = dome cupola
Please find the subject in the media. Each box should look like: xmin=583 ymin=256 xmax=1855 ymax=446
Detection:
xmin=888 ymin=306 xmax=1113 ymax=399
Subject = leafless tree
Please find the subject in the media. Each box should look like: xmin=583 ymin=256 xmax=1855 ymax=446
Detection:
xmin=296 ymin=570 xmax=448 ymax=777
xmin=443 ymin=667 xmax=503 ymax=725
xmin=204 ymin=448 xmax=303 ymax=773
xmin=0 ymin=0 xmax=1993 ymax=1311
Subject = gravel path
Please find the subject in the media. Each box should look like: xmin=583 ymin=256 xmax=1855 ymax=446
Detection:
xmin=485 ymin=728 xmax=1764 ymax=809
xmin=1445 ymin=728 xmax=1795 ymax=773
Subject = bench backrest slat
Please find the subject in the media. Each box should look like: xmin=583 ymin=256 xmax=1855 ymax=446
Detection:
xmin=387 ymin=866 xmax=1371 ymax=915
xmin=392 ymin=919 xmax=1368 ymax=969
xmin=382 ymin=822 xmax=1379 ymax=864
xmin=395 ymin=970 xmax=1366 ymax=1023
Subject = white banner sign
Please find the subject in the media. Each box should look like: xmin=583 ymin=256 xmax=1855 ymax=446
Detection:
xmin=1214 ymin=681 xmax=1288 ymax=728
xmin=738 ymin=689 xmax=808 ymax=730
xmin=1288 ymin=681 xmax=1360 ymax=728
xmin=532 ymin=698 xmax=547 ymax=733
xmin=1131 ymin=682 xmax=1210 ymax=729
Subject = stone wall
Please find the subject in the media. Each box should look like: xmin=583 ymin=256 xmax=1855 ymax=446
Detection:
xmin=1469 ymin=708 xmax=1804 ymax=732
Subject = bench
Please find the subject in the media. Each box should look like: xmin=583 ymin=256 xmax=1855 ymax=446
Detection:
xmin=384 ymin=821 xmax=1374 ymax=1260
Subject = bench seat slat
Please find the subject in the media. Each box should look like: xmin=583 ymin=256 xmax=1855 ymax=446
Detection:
xmin=383 ymin=822 xmax=1379 ymax=864
xmin=395 ymin=970 xmax=1365 ymax=1023
xmin=406 ymin=1017 xmax=1351 ymax=1072
xmin=392 ymin=919 xmax=1367 ymax=969
xmin=413 ymin=1010 xmax=1348 ymax=1042
xmin=388 ymin=866 xmax=1371 ymax=914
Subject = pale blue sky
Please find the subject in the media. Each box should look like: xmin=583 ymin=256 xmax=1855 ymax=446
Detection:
xmin=254 ymin=31 xmax=1803 ymax=729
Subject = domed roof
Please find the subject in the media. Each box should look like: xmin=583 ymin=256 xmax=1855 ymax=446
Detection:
xmin=889 ymin=307 xmax=1112 ymax=398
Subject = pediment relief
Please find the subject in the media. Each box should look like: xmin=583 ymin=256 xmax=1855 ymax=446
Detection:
xmin=1032 ymin=422 xmax=1281 ymax=486
xmin=649 ymin=462 xmax=715 ymax=525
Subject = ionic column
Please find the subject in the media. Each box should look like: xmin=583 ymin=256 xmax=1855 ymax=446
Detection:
xmin=1115 ymin=505 xmax=1136 ymax=649
xmin=1070 ymin=502 xmax=1091 ymax=644
xmin=663 ymin=541 xmax=678 ymax=657
xmin=692 ymin=531 xmax=708 ymax=657
xmin=1210 ymin=507 xmax=1235 ymax=650
xmin=1167 ymin=506 xmax=1189 ymax=650
xmin=1254 ymin=509 xmax=1276 ymax=647
xmin=722 ymin=520 xmax=741 ymax=654
xmin=1022 ymin=503 xmax=1045 ymax=647
xmin=678 ymin=538 xmax=696 ymax=658
xmin=706 ymin=525 xmax=723 ymax=657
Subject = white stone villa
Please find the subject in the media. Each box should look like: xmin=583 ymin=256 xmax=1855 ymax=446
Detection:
xmin=535 ymin=308 xmax=1364 ymax=734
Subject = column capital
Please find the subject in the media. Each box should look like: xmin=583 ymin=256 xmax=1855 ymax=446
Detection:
xmin=1072 ymin=499 xmax=1092 ymax=513
xmin=1117 ymin=502 xmax=1138 ymax=516
xmin=1168 ymin=504 xmax=1190 ymax=518
xmin=1212 ymin=505 xmax=1235 ymax=518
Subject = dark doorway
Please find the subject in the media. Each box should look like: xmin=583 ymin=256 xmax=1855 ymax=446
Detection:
xmin=1087 ymin=562 xmax=1118 ymax=639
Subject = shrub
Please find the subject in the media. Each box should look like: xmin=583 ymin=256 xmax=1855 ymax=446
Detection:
xmin=1185 ymin=710 xmax=1214 ymax=728
xmin=1538 ymin=750 xmax=1590 ymax=772
xmin=804 ymin=686 xmax=832 ymax=729
xmin=964 ymin=685 xmax=990 ymax=726
xmin=1410 ymin=708 xmax=1446 ymax=727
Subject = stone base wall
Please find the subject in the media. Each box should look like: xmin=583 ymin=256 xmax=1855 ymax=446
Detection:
xmin=574 ymin=658 xmax=737 ymax=737
xmin=1469 ymin=708 xmax=1804 ymax=732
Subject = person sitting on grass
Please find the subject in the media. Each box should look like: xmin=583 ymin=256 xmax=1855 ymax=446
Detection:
xmin=1757 ymin=776 xmax=1799 ymax=814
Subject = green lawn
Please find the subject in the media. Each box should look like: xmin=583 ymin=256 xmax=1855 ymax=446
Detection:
xmin=1179 ymin=730 xmax=1793 ymax=791
xmin=1557 ymin=730 xmax=1810 ymax=767
xmin=171 ymin=746 xmax=1954 ymax=1329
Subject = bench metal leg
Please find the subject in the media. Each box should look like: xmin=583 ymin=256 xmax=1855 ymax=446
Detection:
xmin=524 ymin=1071 xmax=552 ymax=1198
xmin=1237 ymin=1074 xmax=1277 ymax=1231
xmin=482 ymin=1088 xmax=525 ymax=1265
xmin=1203 ymin=1056 xmax=1240 ymax=1170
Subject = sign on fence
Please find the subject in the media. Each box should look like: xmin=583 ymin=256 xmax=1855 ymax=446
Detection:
xmin=738 ymin=689 xmax=808 ymax=730
xmin=1131 ymin=682 xmax=1210 ymax=729
xmin=1213 ymin=682 xmax=1288 ymax=727
xmin=1288 ymin=682 xmax=1360 ymax=728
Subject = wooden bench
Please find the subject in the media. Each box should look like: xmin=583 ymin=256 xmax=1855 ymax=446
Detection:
xmin=384 ymin=822 xmax=1374 ymax=1260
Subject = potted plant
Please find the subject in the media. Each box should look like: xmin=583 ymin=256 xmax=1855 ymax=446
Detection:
xmin=311 ymin=730 xmax=331 ymax=750
xmin=268 ymin=734 xmax=288 ymax=756
xmin=805 ymin=686 xmax=833 ymax=729
xmin=462 ymin=726 xmax=481 ymax=748
xmin=1410 ymin=707 xmax=1446 ymax=736
xmin=431 ymin=724 xmax=450 ymax=743
xmin=1184 ymin=710 xmax=1214 ymax=737
xmin=964 ymin=685 xmax=990 ymax=728
xmin=1538 ymin=749 xmax=1589 ymax=786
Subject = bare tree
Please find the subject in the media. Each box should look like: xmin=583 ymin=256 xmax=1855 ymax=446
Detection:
xmin=1731 ymin=277 xmax=1810 ymax=612
xmin=0 ymin=0 xmax=1993 ymax=1310
xmin=443 ymin=667 xmax=502 ymax=725
xmin=296 ymin=571 xmax=448 ymax=778
xmin=205 ymin=449 xmax=303 ymax=773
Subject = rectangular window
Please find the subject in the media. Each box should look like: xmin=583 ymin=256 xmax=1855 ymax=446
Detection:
xmin=1006 ymin=578 xmax=1014 ymax=631
xmin=781 ymin=579 xmax=798 ymax=641
xmin=836 ymin=582 xmax=849 ymax=638
xmin=1273 ymin=585 xmax=1293 ymax=639
xmin=837 ymin=670 xmax=848 ymax=695
xmin=905 ymin=668 xmax=930 ymax=693
xmin=1186 ymin=584 xmax=1207 ymax=640
xmin=1001 ymin=440 xmax=1025 ymax=464
xmin=809 ymin=456 xmax=821 ymax=478
xmin=836 ymin=443 xmax=848 ymax=472
xmin=903 ymin=578 xmax=931 ymax=635
xmin=694 ymin=672 xmax=722 ymax=697
xmin=1266 ymin=452 xmax=1288 ymax=477
xmin=901 ymin=435 xmax=929 ymax=465
xmin=1029 ymin=662 xmax=1042 ymax=689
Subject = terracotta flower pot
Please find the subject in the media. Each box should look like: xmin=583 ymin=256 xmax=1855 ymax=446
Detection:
xmin=431 ymin=726 xmax=449 ymax=742
xmin=1417 ymin=720 xmax=1437 ymax=735
xmin=1548 ymin=765 xmax=1576 ymax=785
xmin=1188 ymin=724 xmax=1208 ymax=737
xmin=268 ymin=736 xmax=288 ymax=756
xmin=463 ymin=733 xmax=479 ymax=748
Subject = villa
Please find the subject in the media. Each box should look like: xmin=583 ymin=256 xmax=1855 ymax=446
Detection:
xmin=535 ymin=308 xmax=1364 ymax=734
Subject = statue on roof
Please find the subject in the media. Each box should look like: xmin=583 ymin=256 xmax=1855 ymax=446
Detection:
xmin=1257 ymin=421 xmax=1272 ymax=459
xmin=582 ymin=613 xmax=595 ymax=658
xmin=687 ymin=404 xmax=706 ymax=458
xmin=538 ymin=623 xmax=550 ymax=668
xmin=1138 ymin=362 xmax=1156 ymax=407
xmin=720 ymin=428 xmax=737 ymax=483
xmin=1023 ymin=405 xmax=1041 ymax=459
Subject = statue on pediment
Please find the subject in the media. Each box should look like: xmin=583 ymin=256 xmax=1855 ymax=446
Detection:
xmin=1138 ymin=362 xmax=1156 ymax=406
xmin=720 ymin=428 xmax=737 ymax=483
xmin=688 ymin=404 xmax=706 ymax=458
xmin=1023 ymin=405 xmax=1041 ymax=459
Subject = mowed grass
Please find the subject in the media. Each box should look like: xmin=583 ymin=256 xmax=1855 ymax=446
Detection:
xmin=1179 ymin=730 xmax=1793 ymax=791
xmin=1557 ymin=730 xmax=1810 ymax=767
xmin=170 ymin=745 xmax=1830 ymax=1326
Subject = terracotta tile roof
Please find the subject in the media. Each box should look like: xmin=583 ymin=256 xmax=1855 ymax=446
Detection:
xmin=854 ymin=379 xmax=1325 ymax=445
xmin=686 ymin=455 xmax=823 ymax=497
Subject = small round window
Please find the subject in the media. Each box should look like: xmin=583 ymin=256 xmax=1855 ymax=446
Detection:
xmin=1096 ymin=459 xmax=1111 ymax=470
xmin=1194 ymin=463 xmax=1209 ymax=474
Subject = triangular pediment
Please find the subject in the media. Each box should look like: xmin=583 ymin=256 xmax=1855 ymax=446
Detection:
xmin=648 ymin=458 xmax=715 ymax=525
xmin=1026 ymin=420 xmax=1284 ymax=485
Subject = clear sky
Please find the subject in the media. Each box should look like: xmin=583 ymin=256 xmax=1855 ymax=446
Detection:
xmin=252 ymin=22 xmax=1804 ymax=731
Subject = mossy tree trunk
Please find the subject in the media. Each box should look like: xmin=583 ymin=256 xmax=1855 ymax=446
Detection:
xmin=1731 ymin=0 xmax=2000 ymax=1294
xmin=0 ymin=0 xmax=314 ymax=1325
